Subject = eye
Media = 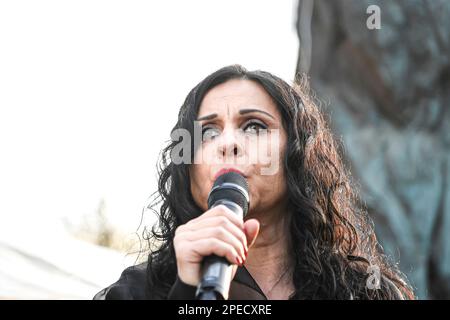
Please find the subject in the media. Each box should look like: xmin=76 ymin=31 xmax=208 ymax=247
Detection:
xmin=242 ymin=120 xmax=268 ymax=135
xmin=202 ymin=126 xmax=220 ymax=142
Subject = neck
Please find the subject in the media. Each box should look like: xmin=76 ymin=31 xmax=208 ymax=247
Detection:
xmin=244 ymin=205 xmax=293 ymax=285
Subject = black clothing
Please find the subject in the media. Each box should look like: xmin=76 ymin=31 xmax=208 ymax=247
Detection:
xmin=93 ymin=262 xmax=269 ymax=300
xmin=93 ymin=262 xmax=406 ymax=300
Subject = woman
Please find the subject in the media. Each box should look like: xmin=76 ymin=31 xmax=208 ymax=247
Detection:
xmin=94 ymin=65 xmax=415 ymax=300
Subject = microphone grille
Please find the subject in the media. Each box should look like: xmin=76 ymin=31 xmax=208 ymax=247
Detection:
xmin=213 ymin=171 xmax=249 ymax=190
xmin=208 ymin=171 xmax=249 ymax=216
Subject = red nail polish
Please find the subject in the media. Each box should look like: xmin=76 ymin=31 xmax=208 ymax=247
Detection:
xmin=236 ymin=257 xmax=241 ymax=265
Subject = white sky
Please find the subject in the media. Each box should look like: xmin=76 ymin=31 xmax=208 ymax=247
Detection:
xmin=0 ymin=1 xmax=298 ymax=239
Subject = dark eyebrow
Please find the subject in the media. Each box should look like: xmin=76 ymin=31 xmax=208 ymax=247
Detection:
xmin=196 ymin=108 xmax=275 ymax=121
xmin=196 ymin=113 xmax=218 ymax=121
xmin=239 ymin=108 xmax=275 ymax=120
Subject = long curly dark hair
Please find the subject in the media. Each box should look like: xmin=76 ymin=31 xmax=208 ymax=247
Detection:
xmin=142 ymin=64 xmax=415 ymax=299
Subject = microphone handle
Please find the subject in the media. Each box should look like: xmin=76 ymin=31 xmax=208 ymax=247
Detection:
xmin=196 ymin=199 xmax=244 ymax=300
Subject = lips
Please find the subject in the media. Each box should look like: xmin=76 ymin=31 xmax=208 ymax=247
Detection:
xmin=214 ymin=168 xmax=246 ymax=180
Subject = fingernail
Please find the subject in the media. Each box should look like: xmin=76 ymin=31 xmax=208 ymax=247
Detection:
xmin=236 ymin=257 xmax=242 ymax=265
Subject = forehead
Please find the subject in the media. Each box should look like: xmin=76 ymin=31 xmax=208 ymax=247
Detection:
xmin=198 ymin=79 xmax=279 ymax=116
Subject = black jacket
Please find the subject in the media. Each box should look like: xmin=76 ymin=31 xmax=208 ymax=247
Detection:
xmin=93 ymin=262 xmax=406 ymax=300
xmin=93 ymin=262 xmax=268 ymax=300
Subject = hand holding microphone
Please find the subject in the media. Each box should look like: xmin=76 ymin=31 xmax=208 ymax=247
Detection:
xmin=173 ymin=170 xmax=260 ymax=299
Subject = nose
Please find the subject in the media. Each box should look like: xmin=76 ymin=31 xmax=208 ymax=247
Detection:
xmin=217 ymin=127 xmax=244 ymax=159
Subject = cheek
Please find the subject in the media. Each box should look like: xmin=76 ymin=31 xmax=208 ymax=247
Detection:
xmin=189 ymin=165 xmax=212 ymax=211
xmin=193 ymin=141 xmax=219 ymax=174
xmin=250 ymin=130 xmax=286 ymax=176
xmin=254 ymin=168 xmax=286 ymax=197
xmin=249 ymin=135 xmax=287 ymax=207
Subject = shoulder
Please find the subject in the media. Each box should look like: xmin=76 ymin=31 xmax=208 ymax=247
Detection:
xmin=93 ymin=262 xmax=149 ymax=300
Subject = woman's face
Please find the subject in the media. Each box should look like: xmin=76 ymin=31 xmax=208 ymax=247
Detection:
xmin=189 ymin=79 xmax=288 ymax=218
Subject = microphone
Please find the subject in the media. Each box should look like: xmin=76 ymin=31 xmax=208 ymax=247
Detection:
xmin=195 ymin=170 xmax=250 ymax=300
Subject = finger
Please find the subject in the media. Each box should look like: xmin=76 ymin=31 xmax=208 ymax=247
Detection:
xmin=244 ymin=219 xmax=260 ymax=249
xmin=231 ymin=264 xmax=239 ymax=280
xmin=190 ymin=238 xmax=243 ymax=266
xmin=181 ymin=227 xmax=247 ymax=259
xmin=185 ymin=216 xmax=248 ymax=250
xmin=191 ymin=204 xmax=244 ymax=229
